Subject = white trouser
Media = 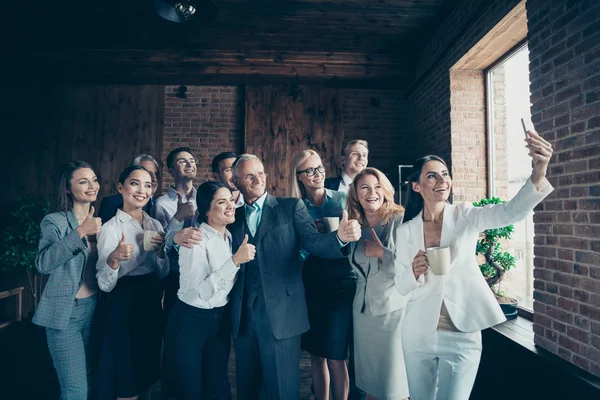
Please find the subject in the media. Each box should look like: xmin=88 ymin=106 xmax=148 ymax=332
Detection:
xmin=403 ymin=330 xmax=482 ymax=400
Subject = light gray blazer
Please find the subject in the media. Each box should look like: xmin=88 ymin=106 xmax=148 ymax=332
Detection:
xmin=349 ymin=213 xmax=408 ymax=316
xmin=32 ymin=210 xmax=92 ymax=330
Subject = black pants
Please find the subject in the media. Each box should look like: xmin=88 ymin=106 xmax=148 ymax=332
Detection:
xmin=165 ymin=299 xmax=231 ymax=400
xmin=102 ymin=274 xmax=162 ymax=398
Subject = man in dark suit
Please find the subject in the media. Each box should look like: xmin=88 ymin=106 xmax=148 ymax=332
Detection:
xmin=228 ymin=154 xmax=361 ymax=400
xmin=324 ymin=139 xmax=369 ymax=193
xmin=97 ymin=154 xmax=161 ymax=222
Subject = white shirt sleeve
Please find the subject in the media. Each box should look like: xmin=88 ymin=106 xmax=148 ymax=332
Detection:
xmin=178 ymin=240 xmax=239 ymax=304
xmin=154 ymin=201 xmax=170 ymax=229
xmin=96 ymin=222 xmax=121 ymax=292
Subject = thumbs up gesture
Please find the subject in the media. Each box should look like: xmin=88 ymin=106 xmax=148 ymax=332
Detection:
xmin=174 ymin=192 xmax=195 ymax=222
xmin=337 ymin=210 xmax=361 ymax=243
xmin=76 ymin=206 xmax=102 ymax=238
xmin=364 ymin=228 xmax=385 ymax=259
xmin=107 ymin=233 xmax=134 ymax=270
xmin=232 ymin=234 xmax=256 ymax=266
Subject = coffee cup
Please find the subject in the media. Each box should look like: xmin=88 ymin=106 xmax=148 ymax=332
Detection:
xmin=323 ymin=217 xmax=340 ymax=233
xmin=143 ymin=230 xmax=159 ymax=251
xmin=426 ymin=246 xmax=451 ymax=276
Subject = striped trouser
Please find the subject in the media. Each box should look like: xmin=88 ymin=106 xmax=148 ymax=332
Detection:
xmin=46 ymin=296 xmax=97 ymax=400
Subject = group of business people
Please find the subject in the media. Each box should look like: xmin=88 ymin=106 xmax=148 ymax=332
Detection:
xmin=33 ymin=127 xmax=553 ymax=400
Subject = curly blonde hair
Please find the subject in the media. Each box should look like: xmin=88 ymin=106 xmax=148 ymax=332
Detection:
xmin=347 ymin=167 xmax=404 ymax=226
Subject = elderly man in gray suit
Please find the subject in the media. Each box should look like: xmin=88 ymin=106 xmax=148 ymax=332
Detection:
xmin=228 ymin=154 xmax=361 ymax=400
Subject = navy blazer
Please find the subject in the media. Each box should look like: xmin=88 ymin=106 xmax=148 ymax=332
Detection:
xmin=324 ymin=176 xmax=343 ymax=191
xmin=98 ymin=194 xmax=154 ymax=222
xmin=228 ymin=194 xmax=347 ymax=340
xmin=33 ymin=210 xmax=91 ymax=330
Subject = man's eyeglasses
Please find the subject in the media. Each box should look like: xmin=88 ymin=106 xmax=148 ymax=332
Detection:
xmin=296 ymin=165 xmax=325 ymax=177
xmin=176 ymin=158 xmax=196 ymax=166
xmin=243 ymin=172 xmax=267 ymax=181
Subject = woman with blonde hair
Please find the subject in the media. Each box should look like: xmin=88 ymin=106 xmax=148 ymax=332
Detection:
xmin=346 ymin=167 xmax=408 ymax=400
xmin=290 ymin=149 xmax=356 ymax=400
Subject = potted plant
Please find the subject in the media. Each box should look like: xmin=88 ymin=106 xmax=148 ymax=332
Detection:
xmin=473 ymin=197 xmax=518 ymax=320
xmin=0 ymin=196 xmax=49 ymax=313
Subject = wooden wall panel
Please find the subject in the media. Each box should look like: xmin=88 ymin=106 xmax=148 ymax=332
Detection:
xmin=0 ymin=84 xmax=164 ymax=316
xmin=245 ymin=84 xmax=343 ymax=197
xmin=1 ymin=85 xmax=165 ymax=209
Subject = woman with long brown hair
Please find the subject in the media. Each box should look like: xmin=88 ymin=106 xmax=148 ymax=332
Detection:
xmin=395 ymin=129 xmax=553 ymax=399
xmin=33 ymin=160 xmax=102 ymax=400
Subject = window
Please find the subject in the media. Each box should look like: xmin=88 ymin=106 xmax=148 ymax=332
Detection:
xmin=486 ymin=43 xmax=534 ymax=311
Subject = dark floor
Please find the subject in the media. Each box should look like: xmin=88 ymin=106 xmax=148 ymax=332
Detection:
xmin=0 ymin=320 xmax=315 ymax=400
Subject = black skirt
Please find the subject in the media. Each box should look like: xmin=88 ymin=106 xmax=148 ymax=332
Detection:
xmin=101 ymin=273 xmax=163 ymax=398
xmin=301 ymin=255 xmax=357 ymax=360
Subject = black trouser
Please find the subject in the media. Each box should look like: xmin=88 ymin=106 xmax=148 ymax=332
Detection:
xmin=165 ymin=299 xmax=231 ymax=400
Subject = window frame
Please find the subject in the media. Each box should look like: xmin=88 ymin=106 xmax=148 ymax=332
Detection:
xmin=484 ymin=40 xmax=534 ymax=320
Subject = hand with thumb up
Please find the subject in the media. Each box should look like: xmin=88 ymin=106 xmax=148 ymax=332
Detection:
xmin=174 ymin=192 xmax=195 ymax=222
xmin=232 ymin=234 xmax=256 ymax=266
xmin=336 ymin=210 xmax=361 ymax=243
xmin=107 ymin=233 xmax=134 ymax=270
xmin=76 ymin=206 xmax=102 ymax=238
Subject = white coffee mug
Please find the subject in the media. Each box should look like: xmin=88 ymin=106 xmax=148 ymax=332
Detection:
xmin=426 ymin=246 xmax=451 ymax=276
xmin=143 ymin=230 xmax=159 ymax=251
xmin=323 ymin=217 xmax=340 ymax=233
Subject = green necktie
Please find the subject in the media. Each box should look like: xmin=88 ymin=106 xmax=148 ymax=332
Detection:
xmin=246 ymin=203 xmax=260 ymax=236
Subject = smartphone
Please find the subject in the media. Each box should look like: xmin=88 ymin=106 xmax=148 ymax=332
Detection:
xmin=521 ymin=118 xmax=529 ymax=138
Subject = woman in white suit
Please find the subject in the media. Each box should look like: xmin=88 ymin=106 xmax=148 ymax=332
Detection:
xmin=346 ymin=167 xmax=408 ymax=400
xmin=394 ymin=129 xmax=553 ymax=400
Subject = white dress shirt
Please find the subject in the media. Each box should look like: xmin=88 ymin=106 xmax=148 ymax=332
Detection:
xmin=154 ymin=186 xmax=198 ymax=271
xmin=337 ymin=172 xmax=353 ymax=193
xmin=177 ymin=222 xmax=240 ymax=309
xmin=235 ymin=192 xmax=245 ymax=209
xmin=153 ymin=186 xmax=198 ymax=231
xmin=96 ymin=209 xmax=169 ymax=292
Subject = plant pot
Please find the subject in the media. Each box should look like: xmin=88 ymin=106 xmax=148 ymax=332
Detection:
xmin=495 ymin=294 xmax=518 ymax=320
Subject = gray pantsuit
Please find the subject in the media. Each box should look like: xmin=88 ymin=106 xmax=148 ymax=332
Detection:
xmin=33 ymin=210 xmax=97 ymax=400
xmin=46 ymin=296 xmax=97 ymax=400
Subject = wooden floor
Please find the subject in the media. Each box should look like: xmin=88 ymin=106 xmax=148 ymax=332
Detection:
xmin=148 ymin=345 xmax=316 ymax=399
xmin=0 ymin=320 xmax=317 ymax=400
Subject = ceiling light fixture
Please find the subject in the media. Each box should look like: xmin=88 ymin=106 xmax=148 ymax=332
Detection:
xmin=154 ymin=0 xmax=218 ymax=23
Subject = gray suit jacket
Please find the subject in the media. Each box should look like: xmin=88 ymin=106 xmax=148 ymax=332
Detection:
xmin=229 ymin=193 xmax=346 ymax=340
xmin=32 ymin=210 xmax=91 ymax=330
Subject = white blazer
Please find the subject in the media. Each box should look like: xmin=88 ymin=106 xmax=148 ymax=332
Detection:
xmin=394 ymin=178 xmax=553 ymax=334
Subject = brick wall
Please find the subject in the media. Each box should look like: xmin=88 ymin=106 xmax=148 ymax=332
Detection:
xmin=449 ymin=69 xmax=487 ymax=203
xmin=162 ymin=86 xmax=410 ymax=195
xmin=527 ymin=0 xmax=600 ymax=376
xmin=162 ymin=85 xmax=243 ymax=192
xmin=342 ymin=89 xmax=412 ymax=188
xmin=409 ymin=0 xmax=600 ymax=377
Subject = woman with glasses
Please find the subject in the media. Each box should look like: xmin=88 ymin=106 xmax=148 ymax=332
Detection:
xmin=290 ymin=150 xmax=356 ymax=400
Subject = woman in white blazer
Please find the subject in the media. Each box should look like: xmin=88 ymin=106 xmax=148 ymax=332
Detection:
xmin=394 ymin=129 xmax=553 ymax=400
xmin=346 ymin=167 xmax=408 ymax=400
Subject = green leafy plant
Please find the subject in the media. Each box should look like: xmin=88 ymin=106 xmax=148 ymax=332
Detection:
xmin=0 ymin=196 xmax=50 ymax=309
xmin=473 ymin=197 xmax=516 ymax=290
